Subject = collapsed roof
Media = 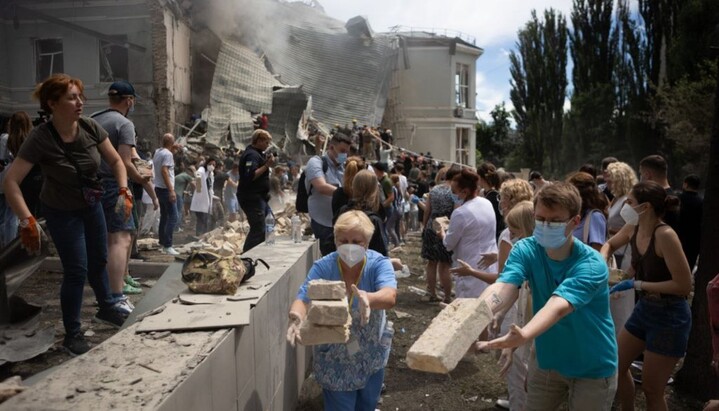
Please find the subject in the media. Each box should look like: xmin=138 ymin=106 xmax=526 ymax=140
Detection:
xmin=205 ymin=1 xmax=397 ymax=151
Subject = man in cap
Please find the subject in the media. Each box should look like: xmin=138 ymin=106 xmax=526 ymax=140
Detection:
xmin=92 ymin=80 xmax=158 ymax=314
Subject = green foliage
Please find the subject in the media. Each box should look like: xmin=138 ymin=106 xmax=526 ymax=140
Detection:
xmin=475 ymin=103 xmax=514 ymax=167
xmin=510 ymin=9 xmax=568 ymax=174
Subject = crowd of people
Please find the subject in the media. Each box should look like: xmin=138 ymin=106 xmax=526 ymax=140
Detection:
xmin=1 ymin=73 xmax=717 ymax=410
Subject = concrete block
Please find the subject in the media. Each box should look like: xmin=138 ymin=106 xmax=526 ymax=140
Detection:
xmin=299 ymin=319 xmax=350 ymax=345
xmin=307 ymin=280 xmax=346 ymax=300
xmin=306 ymin=298 xmax=350 ymax=326
xmin=406 ymin=298 xmax=492 ymax=374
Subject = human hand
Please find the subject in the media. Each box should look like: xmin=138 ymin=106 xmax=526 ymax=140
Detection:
xmin=116 ymin=187 xmax=134 ymax=222
xmin=286 ymin=311 xmax=303 ymax=347
xmin=478 ymin=253 xmax=498 ymax=268
xmin=19 ymin=216 xmax=44 ymax=255
xmin=449 ymin=259 xmax=474 ymax=277
xmin=490 ymin=311 xmax=507 ymax=337
xmin=704 ymin=399 xmax=719 ymax=411
xmin=610 ymin=279 xmax=634 ymax=294
xmin=351 ymin=284 xmax=371 ymax=326
xmin=498 ymin=348 xmax=514 ymax=378
xmin=169 ymin=190 xmax=177 ymax=204
xmin=152 ymin=197 xmax=160 ymax=210
xmin=475 ymin=324 xmax=527 ymax=351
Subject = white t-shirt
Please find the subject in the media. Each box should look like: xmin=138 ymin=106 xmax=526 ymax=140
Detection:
xmin=443 ymin=196 xmax=498 ymax=297
xmin=152 ymin=148 xmax=175 ymax=189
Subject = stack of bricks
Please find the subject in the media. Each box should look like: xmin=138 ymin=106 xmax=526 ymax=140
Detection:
xmin=300 ymin=280 xmax=352 ymax=345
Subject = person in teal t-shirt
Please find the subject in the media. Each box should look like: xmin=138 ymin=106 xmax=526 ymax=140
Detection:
xmin=476 ymin=182 xmax=618 ymax=411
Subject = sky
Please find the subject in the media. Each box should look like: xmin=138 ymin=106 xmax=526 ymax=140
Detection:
xmin=317 ymin=0 xmax=575 ymax=122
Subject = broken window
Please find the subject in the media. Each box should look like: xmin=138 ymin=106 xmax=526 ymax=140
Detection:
xmin=455 ymin=127 xmax=470 ymax=165
xmin=455 ymin=63 xmax=470 ymax=108
xmin=99 ymin=37 xmax=129 ymax=82
xmin=35 ymin=39 xmax=64 ymax=83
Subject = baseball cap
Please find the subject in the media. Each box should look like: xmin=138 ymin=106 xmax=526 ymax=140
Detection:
xmin=108 ymin=80 xmax=137 ymax=97
xmin=373 ymin=162 xmax=389 ymax=173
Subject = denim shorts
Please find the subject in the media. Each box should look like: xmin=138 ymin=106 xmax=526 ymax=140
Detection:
xmin=101 ymin=179 xmax=136 ymax=232
xmin=225 ymin=195 xmax=239 ymax=213
xmin=624 ymin=297 xmax=691 ymax=358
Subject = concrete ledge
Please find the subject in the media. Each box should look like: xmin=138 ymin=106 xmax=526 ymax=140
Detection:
xmin=40 ymin=257 xmax=171 ymax=277
xmin=2 ymin=239 xmax=318 ymax=411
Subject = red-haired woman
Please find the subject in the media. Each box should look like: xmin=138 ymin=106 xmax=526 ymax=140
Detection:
xmin=3 ymin=74 xmax=132 ymax=355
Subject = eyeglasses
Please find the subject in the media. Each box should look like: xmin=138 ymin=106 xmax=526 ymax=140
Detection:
xmin=534 ymin=219 xmax=571 ymax=228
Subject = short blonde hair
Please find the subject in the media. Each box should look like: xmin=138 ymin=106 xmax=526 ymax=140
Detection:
xmin=251 ymin=129 xmax=272 ymax=144
xmin=499 ymin=179 xmax=533 ymax=210
xmin=505 ymin=201 xmax=535 ymax=238
xmin=606 ymin=161 xmax=638 ymax=198
xmin=334 ymin=210 xmax=374 ymax=243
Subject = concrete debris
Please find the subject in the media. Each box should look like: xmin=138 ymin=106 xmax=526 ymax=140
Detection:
xmin=307 ymin=298 xmax=350 ymax=326
xmin=136 ymin=238 xmax=160 ymax=251
xmin=299 ymin=319 xmax=350 ymax=346
xmin=432 ymin=217 xmax=450 ymax=233
xmin=406 ymin=299 xmax=492 ymax=374
xmin=0 ymin=376 xmax=26 ymax=403
xmin=306 ymin=280 xmax=346 ymax=300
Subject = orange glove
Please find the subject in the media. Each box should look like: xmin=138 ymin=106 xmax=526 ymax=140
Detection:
xmin=19 ymin=216 xmax=43 ymax=255
xmin=116 ymin=187 xmax=134 ymax=223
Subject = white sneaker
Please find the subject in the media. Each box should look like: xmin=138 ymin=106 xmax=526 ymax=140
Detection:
xmin=163 ymin=247 xmax=180 ymax=256
xmin=496 ymin=399 xmax=510 ymax=409
xmin=114 ymin=296 xmax=134 ymax=315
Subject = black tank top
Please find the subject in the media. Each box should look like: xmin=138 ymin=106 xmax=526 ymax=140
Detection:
xmin=631 ymin=223 xmax=672 ymax=283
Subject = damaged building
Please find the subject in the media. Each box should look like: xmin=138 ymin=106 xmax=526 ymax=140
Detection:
xmin=0 ymin=0 xmax=482 ymax=166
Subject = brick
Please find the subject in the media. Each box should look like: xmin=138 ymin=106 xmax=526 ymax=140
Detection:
xmin=406 ymin=298 xmax=492 ymax=374
xmin=307 ymin=280 xmax=346 ymax=300
xmin=307 ymin=298 xmax=350 ymax=326
xmin=299 ymin=318 xmax=350 ymax=345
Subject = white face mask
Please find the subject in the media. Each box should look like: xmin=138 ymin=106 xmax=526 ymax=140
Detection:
xmin=620 ymin=203 xmax=642 ymax=225
xmin=207 ymin=165 xmax=215 ymax=172
xmin=337 ymin=244 xmax=365 ymax=267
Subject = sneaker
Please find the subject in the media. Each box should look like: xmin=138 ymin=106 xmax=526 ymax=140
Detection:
xmin=93 ymin=308 xmax=127 ymax=329
xmin=63 ymin=333 xmax=90 ymax=356
xmin=124 ymin=275 xmax=141 ymax=288
xmin=496 ymin=399 xmax=510 ymax=409
xmin=123 ymin=283 xmax=142 ymax=295
xmin=114 ymin=296 xmax=134 ymax=315
xmin=162 ymin=246 xmax=180 ymax=256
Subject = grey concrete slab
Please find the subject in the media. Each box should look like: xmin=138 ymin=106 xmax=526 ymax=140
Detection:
xmin=210 ymin=332 xmax=238 ymax=411
xmin=122 ymin=262 xmax=186 ymax=330
xmin=135 ymin=301 xmax=251 ymax=332
xmin=250 ymin=294 xmax=272 ymax=407
xmin=234 ymin=325 xmax=255 ymax=399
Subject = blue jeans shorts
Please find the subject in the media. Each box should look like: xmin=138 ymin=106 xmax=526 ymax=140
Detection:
xmin=624 ymin=296 xmax=691 ymax=358
xmin=101 ymin=178 xmax=136 ymax=232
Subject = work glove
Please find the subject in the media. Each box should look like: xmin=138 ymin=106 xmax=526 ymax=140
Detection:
xmin=610 ymin=279 xmax=634 ymax=294
xmin=351 ymin=284 xmax=371 ymax=326
xmin=286 ymin=311 xmax=303 ymax=347
xmin=19 ymin=215 xmax=44 ymax=255
xmin=116 ymin=187 xmax=134 ymax=223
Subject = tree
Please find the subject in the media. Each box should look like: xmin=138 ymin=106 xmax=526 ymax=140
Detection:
xmin=475 ymin=102 xmax=513 ymax=167
xmin=675 ymin=45 xmax=719 ymax=401
xmin=563 ymin=0 xmax=617 ymax=170
xmin=510 ymin=9 xmax=568 ymax=175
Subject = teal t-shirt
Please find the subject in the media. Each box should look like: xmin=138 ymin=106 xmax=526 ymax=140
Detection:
xmin=498 ymin=236 xmax=617 ymax=378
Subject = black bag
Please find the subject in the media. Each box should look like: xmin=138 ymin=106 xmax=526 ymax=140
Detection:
xmin=295 ymin=156 xmax=329 ymax=213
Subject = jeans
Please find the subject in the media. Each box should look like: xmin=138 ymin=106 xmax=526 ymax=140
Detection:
xmin=322 ymin=368 xmax=384 ymax=411
xmin=385 ymin=206 xmax=401 ymax=247
xmin=311 ymin=219 xmax=336 ymax=256
xmin=175 ymin=194 xmax=184 ymax=229
xmin=42 ymin=202 xmax=113 ymax=336
xmin=195 ymin=212 xmax=209 ymax=236
xmin=0 ymin=193 xmax=18 ymax=248
xmin=155 ymin=187 xmax=178 ymax=248
xmin=239 ymin=194 xmax=268 ymax=252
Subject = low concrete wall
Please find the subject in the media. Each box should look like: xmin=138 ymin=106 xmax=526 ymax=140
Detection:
xmin=2 ymin=238 xmax=318 ymax=411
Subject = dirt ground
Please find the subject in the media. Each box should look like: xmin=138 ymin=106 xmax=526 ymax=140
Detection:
xmin=0 ymin=226 xmax=705 ymax=410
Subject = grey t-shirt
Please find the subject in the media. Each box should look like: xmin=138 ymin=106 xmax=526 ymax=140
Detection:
xmin=18 ymin=118 xmax=108 ymax=210
xmin=91 ymin=109 xmax=135 ymax=178
xmin=153 ymin=148 xmax=175 ymax=189
xmin=305 ymin=155 xmax=343 ymax=227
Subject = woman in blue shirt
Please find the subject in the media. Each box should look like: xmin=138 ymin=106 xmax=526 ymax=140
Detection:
xmin=287 ymin=210 xmax=397 ymax=410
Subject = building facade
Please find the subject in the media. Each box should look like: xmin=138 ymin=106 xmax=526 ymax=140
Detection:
xmin=0 ymin=0 xmax=192 ymax=149
xmin=385 ymin=33 xmax=483 ymax=167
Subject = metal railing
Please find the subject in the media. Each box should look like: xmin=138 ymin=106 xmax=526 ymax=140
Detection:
xmin=388 ymin=25 xmax=477 ymax=45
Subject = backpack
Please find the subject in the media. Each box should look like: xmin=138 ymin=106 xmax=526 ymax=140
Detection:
xmin=295 ymin=156 xmax=329 ymax=213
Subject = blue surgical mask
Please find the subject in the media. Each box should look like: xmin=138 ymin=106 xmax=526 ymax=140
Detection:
xmin=533 ymin=220 xmax=570 ymax=249
xmin=337 ymin=153 xmax=348 ymax=164
xmin=450 ymin=193 xmax=464 ymax=206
